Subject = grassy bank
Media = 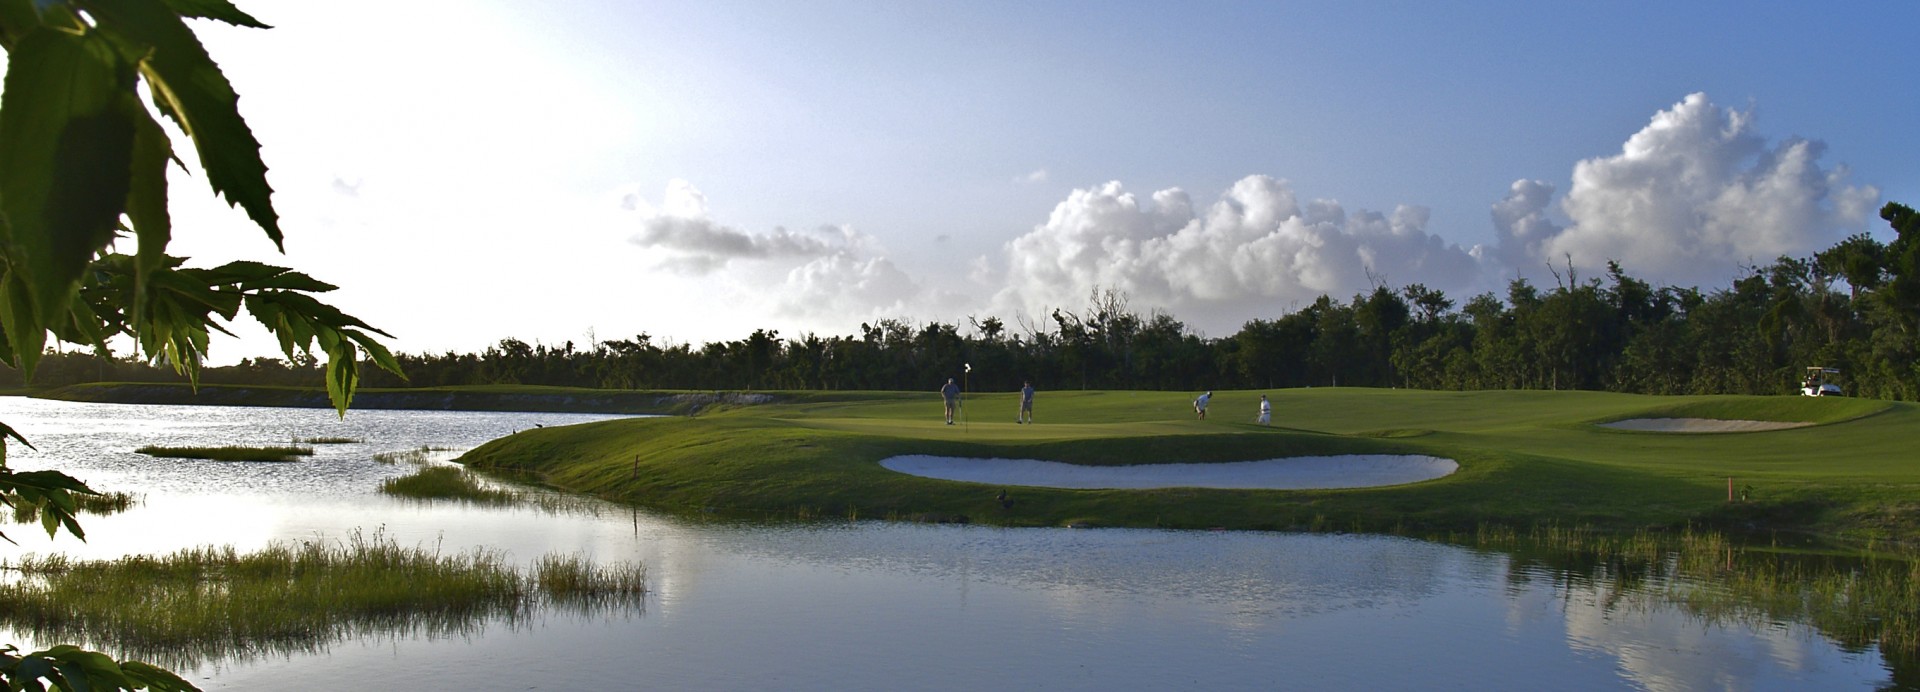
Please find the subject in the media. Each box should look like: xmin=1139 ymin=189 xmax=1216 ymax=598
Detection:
xmin=457 ymin=388 xmax=1918 ymax=542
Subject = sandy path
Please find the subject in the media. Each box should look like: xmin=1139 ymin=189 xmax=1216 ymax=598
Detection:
xmin=879 ymin=454 xmax=1458 ymax=490
xmin=1598 ymin=418 xmax=1811 ymax=433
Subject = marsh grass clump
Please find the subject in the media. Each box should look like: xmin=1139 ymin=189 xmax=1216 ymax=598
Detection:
xmin=136 ymin=445 xmax=313 ymax=462
xmin=381 ymin=466 xmax=519 ymax=504
xmin=533 ymin=554 xmax=648 ymax=610
xmin=372 ymin=448 xmax=429 ymax=465
xmin=0 ymin=530 xmax=647 ymax=669
xmin=374 ymin=463 xmax=609 ymax=517
xmin=372 ymin=446 xmax=457 ymax=465
xmin=11 ymin=491 xmax=140 ymax=524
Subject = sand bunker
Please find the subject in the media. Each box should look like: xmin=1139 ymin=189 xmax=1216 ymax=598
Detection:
xmin=879 ymin=454 xmax=1458 ymax=490
xmin=1599 ymin=418 xmax=1812 ymax=433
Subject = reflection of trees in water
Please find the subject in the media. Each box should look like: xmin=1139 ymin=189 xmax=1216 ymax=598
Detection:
xmin=1468 ymin=526 xmax=1920 ymax=683
xmin=0 ymin=531 xmax=645 ymax=670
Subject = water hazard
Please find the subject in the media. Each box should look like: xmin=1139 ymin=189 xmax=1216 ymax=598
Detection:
xmin=0 ymin=397 xmax=1906 ymax=690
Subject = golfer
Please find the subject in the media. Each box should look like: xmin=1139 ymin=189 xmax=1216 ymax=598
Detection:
xmin=1194 ymin=390 xmax=1212 ymax=419
xmin=1018 ymin=381 xmax=1035 ymax=424
xmin=941 ymin=377 xmax=961 ymax=425
xmin=1257 ymin=395 xmax=1272 ymax=426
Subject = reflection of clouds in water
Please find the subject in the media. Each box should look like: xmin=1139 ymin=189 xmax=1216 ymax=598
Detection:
xmin=703 ymin=523 xmax=1464 ymax=620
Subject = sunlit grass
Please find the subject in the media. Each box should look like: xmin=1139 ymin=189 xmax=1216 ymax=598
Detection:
xmin=136 ymin=445 xmax=313 ymax=462
xmin=0 ymin=530 xmax=646 ymax=669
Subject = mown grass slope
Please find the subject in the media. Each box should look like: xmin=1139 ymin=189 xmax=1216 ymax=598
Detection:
xmin=458 ymin=387 xmax=1919 ymax=541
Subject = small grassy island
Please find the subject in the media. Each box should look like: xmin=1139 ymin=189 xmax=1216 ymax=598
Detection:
xmin=136 ymin=445 xmax=316 ymax=463
xmin=455 ymin=388 xmax=1915 ymax=544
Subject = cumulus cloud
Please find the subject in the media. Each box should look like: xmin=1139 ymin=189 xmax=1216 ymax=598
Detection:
xmin=614 ymin=93 xmax=1881 ymax=341
xmin=988 ymin=175 xmax=1486 ymax=331
xmin=1493 ymin=93 xmax=1879 ymax=286
xmin=625 ymin=179 xmax=860 ymax=272
xmin=771 ymin=254 xmax=920 ymax=319
xmin=1484 ymin=179 xmax=1562 ymax=271
xmin=1015 ymin=169 xmax=1049 ymax=184
xmin=619 ymin=179 xmax=947 ymax=327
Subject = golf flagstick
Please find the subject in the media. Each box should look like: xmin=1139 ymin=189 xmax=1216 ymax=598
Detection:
xmin=962 ymin=363 xmax=971 ymax=433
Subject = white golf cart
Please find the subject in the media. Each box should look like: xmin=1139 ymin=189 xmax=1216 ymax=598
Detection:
xmin=1800 ymin=367 xmax=1842 ymax=397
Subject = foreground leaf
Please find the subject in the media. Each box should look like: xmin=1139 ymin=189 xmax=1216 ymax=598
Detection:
xmin=81 ymin=0 xmax=281 ymax=248
xmin=0 ymin=26 xmax=137 ymax=373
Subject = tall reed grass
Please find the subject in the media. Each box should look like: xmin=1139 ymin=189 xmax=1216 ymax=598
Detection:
xmin=0 ymin=530 xmax=646 ymax=669
xmin=371 ymin=446 xmax=456 ymax=465
xmin=380 ymin=467 xmax=518 ymax=504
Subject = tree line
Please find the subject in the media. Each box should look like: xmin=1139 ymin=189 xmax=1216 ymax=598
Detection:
xmin=12 ymin=203 xmax=1917 ymax=400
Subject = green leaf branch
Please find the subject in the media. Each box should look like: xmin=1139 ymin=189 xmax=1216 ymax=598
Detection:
xmin=0 ymin=1 xmax=397 ymax=689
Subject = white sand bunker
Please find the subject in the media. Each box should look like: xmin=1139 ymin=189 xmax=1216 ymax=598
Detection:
xmin=879 ymin=454 xmax=1458 ymax=490
xmin=1599 ymin=418 xmax=1812 ymax=433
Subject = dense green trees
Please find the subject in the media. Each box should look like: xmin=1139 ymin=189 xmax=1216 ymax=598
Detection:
xmin=16 ymin=203 xmax=1918 ymax=401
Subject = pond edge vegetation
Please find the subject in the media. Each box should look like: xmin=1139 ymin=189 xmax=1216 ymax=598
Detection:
xmin=0 ymin=530 xmax=646 ymax=671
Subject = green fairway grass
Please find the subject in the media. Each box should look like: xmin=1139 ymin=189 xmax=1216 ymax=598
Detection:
xmin=457 ymin=388 xmax=1920 ymax=542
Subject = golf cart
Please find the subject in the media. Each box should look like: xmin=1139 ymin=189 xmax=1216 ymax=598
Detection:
xmin=1800 ymin=367 xmax=1842 ymax=397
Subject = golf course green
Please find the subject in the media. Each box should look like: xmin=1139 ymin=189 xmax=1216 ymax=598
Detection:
xmin=457 ymin=387 xmax=1917 ymax=542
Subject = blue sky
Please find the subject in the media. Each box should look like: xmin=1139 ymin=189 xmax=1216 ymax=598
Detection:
xmin=109 ymin=1 xmax=1920 ymax=359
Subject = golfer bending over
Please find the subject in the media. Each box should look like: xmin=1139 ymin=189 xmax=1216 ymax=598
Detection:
xmin=1257 ymin=394 xmax=1271 ymax=426
xmin=941 ymin=377 xmax=961 ymax=425
xmin=1018 ymin=381 xmax=1035 ymax=424
xmin=1194 ymin=390 xmax=1212 ymax=419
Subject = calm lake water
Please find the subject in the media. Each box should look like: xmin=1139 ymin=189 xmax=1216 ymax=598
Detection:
xmin=0 ymin=396 xmax=1906 ymax=690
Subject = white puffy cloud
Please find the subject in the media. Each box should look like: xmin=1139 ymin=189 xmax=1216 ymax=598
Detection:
xmin=988 ymin=175 xmax=1486 ymax=332
xmin=1500 ymin=93 xmax=1879 ymax=286
xmin=772 ymin=254 xmax=920 ymax=321
xmin=1484 ymin=179 xmax=1563 ymax=272
xmin=617 ymin=93 xmax=1883 ymax=343
xmin=619 ymin=179 xmax=949 ymax=329
xmin=624 ymin=179 xmax=851 ymax=272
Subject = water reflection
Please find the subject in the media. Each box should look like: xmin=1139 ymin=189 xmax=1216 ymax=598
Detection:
xmin=0 ymin=397 xmax=1907 ymax=690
